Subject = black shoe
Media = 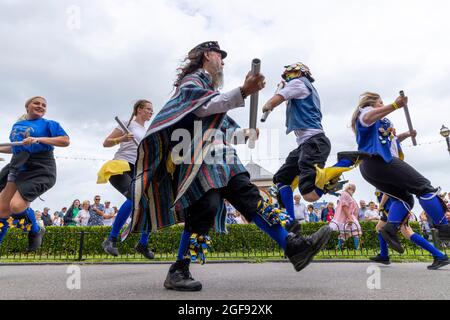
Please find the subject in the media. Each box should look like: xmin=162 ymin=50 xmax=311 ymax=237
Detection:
xmin=324 ymin=179 xmax=348 ymax=195
xmin=286 ymin=219 xmax=301 ymax=235
xmin=27 ymin=227 xmax=45 ymax=252
xmin=436 ymin=225 xmax=450 ymax=241
xmin=427 ymin=255 xmax=449 ymax=270
xmin=380 ymin=223 xmax=404 ymax=254
xmin=285 ymin=225 xmax=332 ymax=272
xmin=164 ymin=259 xmax=202 ymax=292
xmin=102 ymin=238 xmax=119 ymax=257
xmin=369 ymin=254 xmax=391 ymax=265
xmin=337 ymin=151 xmax=371 ymax=164
xmin=135 ymin=242 xmax=155 ymax=260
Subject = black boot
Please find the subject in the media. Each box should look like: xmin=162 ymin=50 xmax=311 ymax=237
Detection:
xmin=285 ymin=225 xmax=332 ymax=272
xmin=380 ymin=223 xmax=404 ymax=254
xmin=135 ymin=242 xmax=155 ymax=260
xmin=369 ymin=254 xmax=391 ymax=265
xmin=164 ymin=259 xmax=202 ymax=292
xmin=286 ymin=219 xmax=301 ymax=235
xmin=102 ymin=237 xmax=119 ymax=257
xmin=436 ymin=225 xmax=450 ymax=241
xmin=427 ymin=255 xmax=449 ymax=270
xmin=27 ymin=227 xmax=45 ymax=252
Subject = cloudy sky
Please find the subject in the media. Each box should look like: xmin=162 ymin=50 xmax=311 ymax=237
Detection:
xmin=1 ymin=0 xmax=449 ymax=215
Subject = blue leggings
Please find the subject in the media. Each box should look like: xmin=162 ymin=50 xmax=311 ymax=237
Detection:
xmin=109 ymin=199 xmax=150 ymax=245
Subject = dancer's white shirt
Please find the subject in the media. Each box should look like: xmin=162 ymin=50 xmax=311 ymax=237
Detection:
xmin=114 ymin=120 xmax=147 ymax=164
xmin=277 ymin=79 xmax=324 ymax=146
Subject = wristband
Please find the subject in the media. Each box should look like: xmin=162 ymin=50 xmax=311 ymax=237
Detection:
xmin=392 ymin=102 xmax=399 ymax=110
xmin=239 ymin=87 xmax=248 ymax=100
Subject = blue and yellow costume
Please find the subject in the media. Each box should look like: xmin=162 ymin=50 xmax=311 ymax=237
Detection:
xmin=356 ymin=102 xmax=449 ymax=268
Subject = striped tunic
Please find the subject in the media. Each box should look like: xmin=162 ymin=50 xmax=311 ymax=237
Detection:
xmin=131 ymin=70 xmax=247 ymax=234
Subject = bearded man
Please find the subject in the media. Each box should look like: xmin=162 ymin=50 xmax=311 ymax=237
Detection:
xmin=130 ymin=42 xmax=332 ymax=292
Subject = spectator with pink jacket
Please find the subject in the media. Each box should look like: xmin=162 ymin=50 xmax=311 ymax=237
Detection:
xmin=330 ymin=183 xmax=362 ymax=250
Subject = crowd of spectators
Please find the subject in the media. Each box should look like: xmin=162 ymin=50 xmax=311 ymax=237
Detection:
xmin=32 ymin=195 xmax=119 ymax=228
xmin=30 ymin=189 xmax=450 ymax=232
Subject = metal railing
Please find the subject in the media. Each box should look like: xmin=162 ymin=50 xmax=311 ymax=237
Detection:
xmin=0 ymin=225 xmax=448 ymax=263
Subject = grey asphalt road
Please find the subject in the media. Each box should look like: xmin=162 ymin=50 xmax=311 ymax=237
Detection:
xmin=0 ymin=262 xmax=449 ymax=300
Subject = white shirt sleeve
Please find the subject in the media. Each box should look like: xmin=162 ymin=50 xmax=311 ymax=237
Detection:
xmin=358 ymin=107 xmax=376 ymax=127
xmin=277 ymin=79 xmax=311 ymax=101
xmin=193 ymin=87 xmax=245 ymax=118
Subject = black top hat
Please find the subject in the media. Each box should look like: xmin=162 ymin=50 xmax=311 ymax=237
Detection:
xmin=189 ymin=41 xmax=227 ymax=59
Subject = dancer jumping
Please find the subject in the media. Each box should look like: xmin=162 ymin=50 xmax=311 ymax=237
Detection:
xmin=0 ymin=96 xmax=70 ymax=251
xmin=352 ymin=92 xmax=449 ymax=270
xmin=262 ymin=63 xmax=368 ymax=222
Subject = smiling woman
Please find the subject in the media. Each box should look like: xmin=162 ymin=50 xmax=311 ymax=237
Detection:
xmin=0 ymin=96 xmax=70 ymax=252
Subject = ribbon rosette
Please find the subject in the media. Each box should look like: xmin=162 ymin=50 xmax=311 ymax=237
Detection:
xmin=189 ymin=233 xmax=212 ymax=265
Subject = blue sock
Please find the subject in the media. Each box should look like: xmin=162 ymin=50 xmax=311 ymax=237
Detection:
xmin=419 ymin=194 xmax=448 ymax=226
xmin=377 ymin=233 xmax=389 ymax=258
xmin=388 ymin=200 xmax=410 ymax=228
xmin=177 ymin=231 xmax=192 ymax=261
xmin=338 ymin=239 xmax=343 ymax=250
xmin=277 ymin=184 xmax=295 ymax=221
xmin=333 ymin=159 xmax=353 ymax=168
xmin=252 ymin=214 xmax=288 ymax=250
xmin=25 ymin=208 xmax=40 ymax=234
xmin=0 ymin=218 xmax=10 ymax=243
xmin=139 ymin=232 xmax=150 ymax=245
xmin=354 ymin=237 xmax=360 ymax=250
xmin=109 ymin=199 xmax=132 ymax=240
xmin=410 ymin=233 xmax=446 ymax=259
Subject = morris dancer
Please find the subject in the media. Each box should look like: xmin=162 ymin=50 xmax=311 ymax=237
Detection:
xmin=99 ymin=100 xmax=154 ymax=259
xmin=353 ymin=92 xmax=449 ymax=270
xmin=0 ymin=96 xmax=70 ymax=251
xmin=370 ymin=125 xmax=408 ymax=265
xmin=262 ymin=63 xmax=367 ymax=222
xmin=131 ymin=41 xmax=332 ymax=292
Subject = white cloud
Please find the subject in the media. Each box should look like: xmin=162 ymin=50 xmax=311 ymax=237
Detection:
xmin=0 ymin=0 xmax=449 ymax=214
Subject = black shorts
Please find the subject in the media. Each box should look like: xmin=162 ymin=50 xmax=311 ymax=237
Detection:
xmin=184 ymin=173 xmax=261 ymax=234
xmin=359 ymin=156 xmax=436 ymax=210
xmin=273 ymin=133 xmax=331 ymax=195
xmin=109 ymin=163 xmax=135 ymax=200
xmin=0 ymin=151 xmax=57 ymax=203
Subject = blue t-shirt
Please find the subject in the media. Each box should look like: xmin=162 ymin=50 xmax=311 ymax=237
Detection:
xmin=10 ymin=118 xmax=68 ymax=154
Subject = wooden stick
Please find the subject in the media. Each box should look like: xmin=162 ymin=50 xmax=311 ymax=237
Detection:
xmin=399 ymin=90 xmax=417 ymax=146
xmin=114 ymin=117 xmax=139 ymax=147
xmin=0 ymin=142 xmax=24 ymax=147
xmin=248 ymin=59 xmax=261 ymax=149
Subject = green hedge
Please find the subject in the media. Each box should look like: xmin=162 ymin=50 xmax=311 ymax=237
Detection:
xmin=0 ymin=222 xmax=424 ymax=257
